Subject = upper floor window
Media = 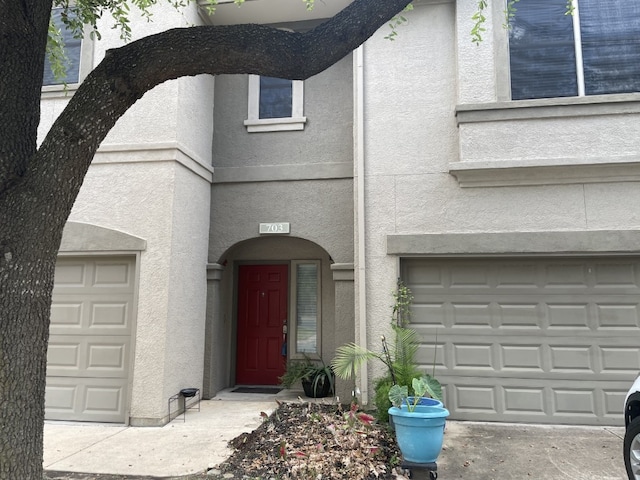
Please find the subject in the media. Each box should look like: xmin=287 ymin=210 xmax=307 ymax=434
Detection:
xmin=43 ymin=8 xmax=82 ymax=86
xmin=259 ymin=77 xmax=293 ymax=118
xmin=244 ymin=75 xmax=306 ymax=132
xmin=509 ymin=0 xmax=640 ymax=100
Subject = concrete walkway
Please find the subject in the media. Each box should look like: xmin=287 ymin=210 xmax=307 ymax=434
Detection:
xmin=44 ymin=389 xmax=629 ymax=479
xmin=44 ymin=389 xmax=285 ymax=477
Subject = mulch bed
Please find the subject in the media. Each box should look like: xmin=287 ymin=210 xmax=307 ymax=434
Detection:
xmin=207 ymin=401 xmax=408 ymax=479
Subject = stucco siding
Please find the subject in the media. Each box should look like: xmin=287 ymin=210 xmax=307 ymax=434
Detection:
xmin=209 ymin=179 xmax=354 ymax=265
xmin=163 ymin=163 xmax=211 ymax=409
xmin=357 ymin=1 xmax=640 ymax=413
xmin=359 ymin=1 xmax=460 ymax=391
xmin=211 ymin=54 xmax=353 ymax=169
xmin=67 ymin=154 xmax=211 ymax=423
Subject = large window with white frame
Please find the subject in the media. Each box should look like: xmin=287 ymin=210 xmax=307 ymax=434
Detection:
xmin=509 ymin=0 xmax=640 ymax=100
xmin=290 ymin=260 xmax=320 ymax=357
xmin=244 ymin=75 xmax=306 ymax=132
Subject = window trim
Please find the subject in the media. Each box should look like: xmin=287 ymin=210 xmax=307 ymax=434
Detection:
xmin=288 ymin=260 xmax=321 ymax=359
xmin=244 ymin=75 xmax=306 ymax=132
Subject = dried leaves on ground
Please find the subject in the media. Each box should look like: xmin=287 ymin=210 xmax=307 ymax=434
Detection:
xmin=209 ymin=401 xmax=409 ymax=480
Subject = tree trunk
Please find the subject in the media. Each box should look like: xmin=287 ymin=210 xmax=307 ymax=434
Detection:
xmin=0 ymin=1 xmax=58 ymax=477
xmin=0 ymin=215 xmax=61 ymax=478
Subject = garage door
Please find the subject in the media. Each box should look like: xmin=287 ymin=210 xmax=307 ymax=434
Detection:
xmin=402 ymin=257 xmax=640 ymax=426
xmin=46 ymin=256 xmax=134 ymax=423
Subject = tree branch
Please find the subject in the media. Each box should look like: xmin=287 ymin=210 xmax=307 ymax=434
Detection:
xmin=29 ymin=0 xmax=411 ymax=224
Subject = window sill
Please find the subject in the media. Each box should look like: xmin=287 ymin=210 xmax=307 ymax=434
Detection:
xmin=244 ymin=116 xmax=307 ymax=133
xmin=456 ymin=93 xmax=640 ymax=124
xmin=41 ymin=83 xmax=79 ymax=99
xmin=453 ymin=93 xmax=640 ymax=187
xmin=449 ymin=156 xmax=640 ymax=187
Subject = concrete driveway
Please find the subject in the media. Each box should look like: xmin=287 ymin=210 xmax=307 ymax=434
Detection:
xmin=438 ymin=421 xmax=626 ymax=480
xmin=43 ymin=390 xmax=629 ymax=479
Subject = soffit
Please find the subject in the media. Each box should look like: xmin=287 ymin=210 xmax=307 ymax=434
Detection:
xmin=199 ymin=0 xmax=353 ymax=25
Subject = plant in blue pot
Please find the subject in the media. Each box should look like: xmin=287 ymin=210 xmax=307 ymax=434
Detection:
xmin=388 ymin=376 xmax=449 ymax=464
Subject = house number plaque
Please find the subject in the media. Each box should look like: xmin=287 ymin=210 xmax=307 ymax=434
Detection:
xmin=259 ymin=222 xmax=290 ymax=234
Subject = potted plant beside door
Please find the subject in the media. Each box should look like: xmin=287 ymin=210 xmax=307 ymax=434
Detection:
xmin=388 ymin=376 xmax=449 ymax=464
xmin=279 ymin=357 xmax=335 ymax=398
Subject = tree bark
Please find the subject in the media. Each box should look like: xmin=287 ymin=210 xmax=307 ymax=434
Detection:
xmin=0 ymin=0 xmax=411 ymax=477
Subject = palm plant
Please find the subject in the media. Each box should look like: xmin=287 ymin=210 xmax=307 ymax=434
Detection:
xmin=332 ymin=325 xmax=421 ymax=386
xmin=331 ymin=281 xmax=441 ymax=421
xmin=332 ymin=325 xmax=424 ymax=421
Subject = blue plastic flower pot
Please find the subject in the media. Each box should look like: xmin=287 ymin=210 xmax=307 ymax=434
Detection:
xmin=388 ymin=405 xmax=449 ymax=464
xmin=407 ymin=396 xmax=444 ymax=408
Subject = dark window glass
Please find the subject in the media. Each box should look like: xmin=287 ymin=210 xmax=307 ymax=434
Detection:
xmin=259 ymin=77 xmax=292 ymax=119
xmin=509 ymin=0 xmax=577 ymax=100
xmin=43 ymin=8 xmax=82 ymax=86
xmin=580 ymin=0 xmax=640 ymax=95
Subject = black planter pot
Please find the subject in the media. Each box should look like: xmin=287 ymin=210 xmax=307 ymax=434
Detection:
xmin=301 ymin=375 xmax=333 ymax=398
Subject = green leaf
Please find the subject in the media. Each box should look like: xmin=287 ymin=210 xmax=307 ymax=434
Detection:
xmin=413 ymin=375 xmax=442 ymax=402
xmin=331 ymin=343 xmax=383 ymax=380
xmin=388 ymin=384 xmax=408 ymax=408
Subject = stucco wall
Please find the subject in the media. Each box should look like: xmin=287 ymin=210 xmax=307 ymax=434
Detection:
xmin=209 ymin=179 xmax=354 ymax=264
xmin=358 ymin=0 xmax=640 ymax=401
xmin=206 ymin=22 xmax=355 ymax=397
xmin=40 ymin=3 xmax=214 ymax=164
xmin=66 ymin=157 xmax=211 ymax=422
xmin=358 ymin=0 xmax=459 ymax=389
xmin=209 ymin=46 xmax=355 ymax=264
xmin=42 ymin=2 xmax=214 ymax=424
xmin=211 ymin=53 xmax=353 ymax=171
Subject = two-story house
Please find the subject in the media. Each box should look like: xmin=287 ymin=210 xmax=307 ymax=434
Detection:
xmin=43 ymin=0 xmax=640 ymax=427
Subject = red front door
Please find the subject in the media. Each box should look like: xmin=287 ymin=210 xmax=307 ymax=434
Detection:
xmin=236 ymin=264 xmax=288 ymax=385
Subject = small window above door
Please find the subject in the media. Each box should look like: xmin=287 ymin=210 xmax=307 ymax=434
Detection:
xmin=244 ymin=75 xmax=306 ymax=132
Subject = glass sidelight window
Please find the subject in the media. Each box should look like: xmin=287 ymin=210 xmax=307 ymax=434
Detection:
xmin=291 ymin=260 xmax=320 ymax=356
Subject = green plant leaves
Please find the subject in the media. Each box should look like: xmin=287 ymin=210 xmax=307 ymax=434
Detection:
xmin=388 ymin=384 xmax=409 ymax=408
xmin=388 ymin=375 xmax=443 ymax=411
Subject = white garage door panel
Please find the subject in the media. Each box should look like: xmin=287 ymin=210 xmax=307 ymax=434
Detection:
xmin=403 ymin=257 xmax=640 ymax=425
xmin=415 ymin=335 xmax=640 ymax=378
xmin=47 ymin=257 xmax=134 ymax=423
xmin=50 ymin=296 xmax=132 ymax=335
xmin=47 ymin=335 xmax=131 ymax=377
xmin=53 ymin=259 xmax=134 ymax=292
xmin=440 ymin=377 xmax=628 ymax=424
xmin=45 ymin=377 xmax=127 ymax=423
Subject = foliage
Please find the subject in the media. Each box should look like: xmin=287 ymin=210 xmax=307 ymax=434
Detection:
xmin=280 ymin=357 xmax=335 ymax=396
xmin=384 ymin=3 xmax=414 ymax=41
xmin=333 ymin=281 xmax=431 ymax=422
xmin=373 ymin=375 xmax=394 ymax=423
xmin=343 ymin=401 xmax=376 ymax=431
xmin=45 ymin=0 xmax=316 ymax=81
xmin=471 ymin=0 xmax=576 ymax=45
xmin=332 ymin=323 xmax=421 ymax=386
xmin=392 ymin=280 xmax=413 ymax=327
xmin=388 ymin=375 xmax=442 ymax=412
xmin=470 ymin=0 xmax=488 ymax=45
